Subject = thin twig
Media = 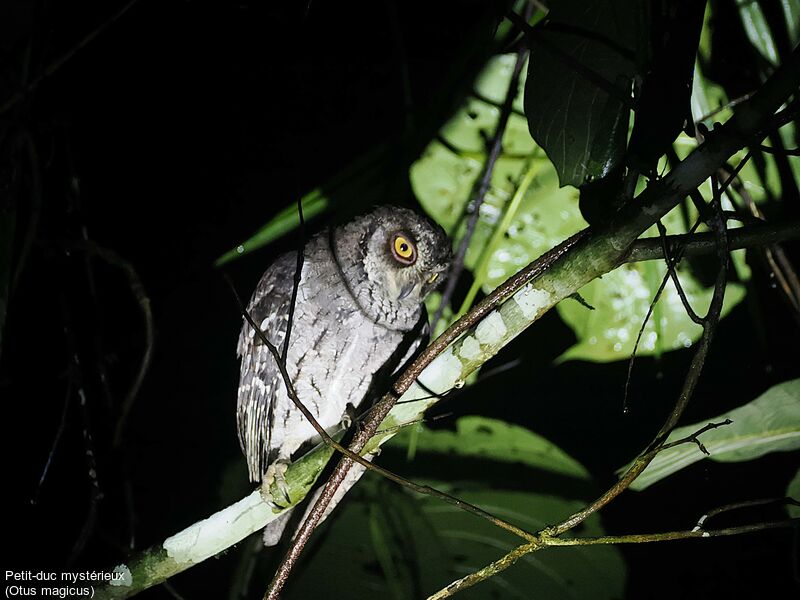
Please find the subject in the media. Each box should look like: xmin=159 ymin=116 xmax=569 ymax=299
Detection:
xmin=697 ymin=92 xmax=754 ymax=123
xmin=432 ymin=35 xmax=529 ymax=330
xmin=759 ymin=144 xmax=800 ymax=156
xmin=694 ymin=497 xmax=800 ymax=531
xmin=0 ymin=0 xmax=142 ymax=116
xmin=721 ymin=164 xmax=800 ymax=319
xmin=31 ymin=379 xmax=73 ymax=504
xmin=545 ymin=520 xmax=799 ymax=546
xmin=661 ymin=419 xmax=733 ymax=454
xmin=625 ymin=220 xmax=800 ymax=263
xmin=282 ymin=196 xmax=306 ymax=362
xmin=658 ymin=219 xmax=703 ymax=325
xmin=427 ymin=519 xmax=799 ymax=599
xmin=622 ymin=251 xmax=671 ymax=413
xmin=10 ymin=130 xmax=42 ymax=294
xmin=161 ymin=581 xmax=187 ymax=600
xmin=65 ymin=241 xmax=154 ymax=448
xmin=623 ymin=214 xmax=704 ymax=412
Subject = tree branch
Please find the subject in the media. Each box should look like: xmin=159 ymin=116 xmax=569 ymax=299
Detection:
xmin=0 ymin=0 xmax=142 ymax=116
xmin=427 ymin=519 xmax=800 ymax=600
xmin=625 ymin=220 xmax=800 ymax=263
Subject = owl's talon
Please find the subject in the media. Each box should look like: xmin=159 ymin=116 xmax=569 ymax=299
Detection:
xmin=341 ymin=402 xmax=362 ymax=433
xmin=260 ymin=461 xmax=291 ymax=508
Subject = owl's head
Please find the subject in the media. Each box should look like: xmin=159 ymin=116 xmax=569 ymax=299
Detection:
xmin=333 ymin=206 xmax=451 ymax=329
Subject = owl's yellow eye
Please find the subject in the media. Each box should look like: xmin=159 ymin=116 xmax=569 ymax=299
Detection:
xmin=391 ymin=233 xmax=417 ymax=265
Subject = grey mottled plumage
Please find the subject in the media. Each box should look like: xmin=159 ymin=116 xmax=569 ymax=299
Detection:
xmin=236 ymin=206 xmax=450 ymax=542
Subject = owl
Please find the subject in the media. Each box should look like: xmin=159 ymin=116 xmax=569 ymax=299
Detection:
xmin=237 ymin=205 xmax=450 ymax=544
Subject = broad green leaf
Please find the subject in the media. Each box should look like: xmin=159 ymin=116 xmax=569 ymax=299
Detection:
xmin=215 ymin=141 xmax=394 ymax=266
xmin=783 ymin=0 xmax=800 ymax=44
xmin=389 ymin=416 xmax=590 ymax=480
xmin=412 ymin=139 xmax=529 ymax=243
xmin=417 ymin=485 xmax=625 ymax=599
xmin=557 ymin=261 xmax=746 ymax=363
xmin=629 ymin=379 xmax=800 ymax=490
xmin=736 ymin=0 xmax=779 ymax=66
xmin=787 ymin=469 xmax=800 ymax=518
xmin=524 ymin=0 xmax=638 ymax=187
xmin=286 ymin=475 xmax=447 ymax=599
xmin=215 ymin=192 xmax=329 ymax=266
xmin=552 ymin=190 xmax=746 ymax=362
xmin=368 ymin=501 xmax=414 ymax=600
xmin=287 ymin=474 xmax=626 ymax=600
xmin=412 ymin=137 xmax=578 ymax=285
xmin=691 ymin=60 xmax=730 ymax=127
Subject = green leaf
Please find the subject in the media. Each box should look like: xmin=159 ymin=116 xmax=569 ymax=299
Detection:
xmin=412 ymin=137 xmax=580 ymax=280
xmin=442 ymin=54 xmax=534 ymax=157
xmin=389 ymin=416 xmax=590 ymax=480
xmin=787 ymin=469 xmax=800 ymax=518
xmin=369 ymin=501 xmax=413 ymax=600
xmin=628 ymin=379 xmax=800 ymax=491
xmin=783 ymin=0 xmax=800 ymax=45
xmin=215 ymin=141 xmax=394 ymax=266
xmin=287 ymin=475 xmax=626 ymax=599
xmin=417 ymin=486 xmax=626 ymax=599
xmin=556 ymin=260 xmax=746 ymax=363
xmin=736 ymin=0 xmax=779 ymax=66
xmin=215 ymin=193 xmax=329 ymax=266
xmin=286 ymin=475 xmax=445 ymax=599
xmin=524 ymin=0 xmax=638 ymax=187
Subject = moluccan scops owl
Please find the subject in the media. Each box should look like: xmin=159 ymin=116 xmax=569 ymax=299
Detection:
xmin=236 ymin=205 xmax=450 ymax=544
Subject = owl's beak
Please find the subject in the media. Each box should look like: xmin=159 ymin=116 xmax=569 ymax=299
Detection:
xmin=397 ymin=281 xmax=416 ymax=301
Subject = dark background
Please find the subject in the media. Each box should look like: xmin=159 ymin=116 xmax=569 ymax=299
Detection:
xmin=2 ymin=1 xmax=798 ymax=599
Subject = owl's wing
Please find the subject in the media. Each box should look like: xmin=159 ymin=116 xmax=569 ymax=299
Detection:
xmin=394 ymin=315 xmax=430 ymax=377
xmin=236 ymin=253 xmax=297 ymax=482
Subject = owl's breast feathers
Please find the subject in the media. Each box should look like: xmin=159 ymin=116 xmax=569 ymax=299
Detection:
xmin=236 ymin=231 xmax=419 ymax=482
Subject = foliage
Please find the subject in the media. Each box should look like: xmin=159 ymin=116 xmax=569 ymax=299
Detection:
xmin=390 ymin=416 xmax=590 ymax=480
xmin=629 ymin=379 xmax=800 ymax=490
xmin=288 ymin=416 xmax=625 ymax=600
xmin=524 ymin=0 xmax=640 ymax=187
xmin=410 ymin=53 xmax=748 ymax=362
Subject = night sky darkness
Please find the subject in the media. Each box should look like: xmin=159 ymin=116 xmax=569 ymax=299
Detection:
xmin=2 ymin=1 xmax=798 ymax=599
